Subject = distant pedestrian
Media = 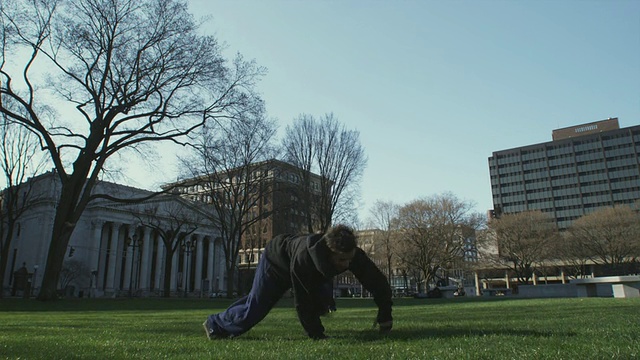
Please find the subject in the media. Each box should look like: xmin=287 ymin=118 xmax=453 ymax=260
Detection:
xmin=203 ymin=224 xmax=393 ymax=340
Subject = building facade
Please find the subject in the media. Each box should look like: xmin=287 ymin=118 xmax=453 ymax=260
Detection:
xmin=489 ymin=118 xmax=640 ymax=228
xmin=3 ymin=172 xmax=225 ymax=298
xmin=168 ymin=159 xmax=326 ymax=293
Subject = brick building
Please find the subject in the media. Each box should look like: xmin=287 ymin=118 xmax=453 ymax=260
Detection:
xmin=169 ymin=159 xmax=326 ymax=293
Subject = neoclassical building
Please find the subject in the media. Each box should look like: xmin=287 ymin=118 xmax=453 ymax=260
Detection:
xmin=4 ymin=171 xmax=227 ymax=298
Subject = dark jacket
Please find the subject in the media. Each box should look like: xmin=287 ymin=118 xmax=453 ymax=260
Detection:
xmin=265 ymin=233 xmax=393 ymax=338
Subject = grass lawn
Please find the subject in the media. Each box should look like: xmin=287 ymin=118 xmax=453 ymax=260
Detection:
xmin=1 ymin=296 xmax=638 ymax=359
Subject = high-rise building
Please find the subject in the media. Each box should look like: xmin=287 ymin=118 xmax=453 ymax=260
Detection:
xmin=488 ymin=118 xmax=640 ymax=229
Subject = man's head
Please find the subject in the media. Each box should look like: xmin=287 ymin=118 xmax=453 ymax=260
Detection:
xmin=323 ymin=224 xmax=357 ymax=272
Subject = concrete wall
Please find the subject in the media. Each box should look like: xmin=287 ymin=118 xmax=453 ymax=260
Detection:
xmin=517 ymin=284 xmax=578 ymax=298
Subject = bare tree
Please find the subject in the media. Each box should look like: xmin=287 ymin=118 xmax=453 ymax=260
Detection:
xmin=395 ymin=193 xmax=482 ymax=290
xmin=0 ymin=119 xmax=46 ymax=298
xmin=550 ymin=231 xmax=592 ymax=279
xmin=568 ymin=205 xmax=640 ymax=275
xmin=59 ymin=259 xmax=89 ymax=294
xmin=180 ymin=111 xmax=278 ymax=297
xmin=281 ymin=114 xmax=316 ymax=232
xmin=395 ymin=236 xmax=431 ymax=293
xmin=485 ymin=210 xmax=557 ymax=284
xmin=282 ymin=113 xmax=366 ymax=232
xmin=133 ymin=199 xmax=201 ymax=297
xmin=0 ymin=0 xmax=264 ymax=300
xmin=368 ymin=200 xmax=399 ymax=287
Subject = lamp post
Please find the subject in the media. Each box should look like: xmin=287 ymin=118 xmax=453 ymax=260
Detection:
xmin=181 ymin=239 xmax=196 ymax=298
xmin=125 ymin=235 xmax=143 ymax=298
xmin=32 ymin=265 xmax=39 ymax=297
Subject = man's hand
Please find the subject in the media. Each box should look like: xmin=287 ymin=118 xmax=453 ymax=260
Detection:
xmin=373 ymin=319 xmax=393 ymax=334
xmin=378 ymin=320 xmax=393 ymax=334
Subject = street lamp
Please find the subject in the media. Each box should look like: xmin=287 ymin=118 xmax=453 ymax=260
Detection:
xmin=125 ymin=234 xmax=143 ymax=298
xmin=32 ymin=265 xmax=39 ymax=297
xmin=181 ymin=239 xmax=196 ymax=298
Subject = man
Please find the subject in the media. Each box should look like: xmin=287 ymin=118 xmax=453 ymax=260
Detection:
xmin=203 ymin=224 xmax=393 ymax=340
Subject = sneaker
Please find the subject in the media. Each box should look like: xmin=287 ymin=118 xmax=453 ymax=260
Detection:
xmin=203 ymin=320 xmax=231 ymax=340
xmin=203 ymin=320 xmax=216 ymax=340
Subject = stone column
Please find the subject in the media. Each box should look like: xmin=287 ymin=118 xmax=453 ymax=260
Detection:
xmin=154 ymin=238 xmax=164 ymax=293
xmin=170 ymin=246 xmax=178 ymax=293
xmin=139 ymin=228 xmax=152 ymax=291
xmin=114 ymin=226 xmax=128 ymax=292
xmin=474 ymin=271 xmax=481 ymax=296
xmin=217 ymin=239 xmax=226 ymax=291
xmin=207 ymin=237 xmax=215 ymax=291
xmin=182 ymin=246 xmax=188 ymax=294
xmin=96 ymin=223 xmax=109 ymax=290
xmin=194 ymin=234 xmax=203 ymax=292
xmin=105 ymin=222 xmax=122 ymax=293
xmin=88 ymin=220 xmax=103 ymax=276
xmin=561 ymin=269 xmax=567 ymax=284
xmin=532 ymin=272 xmax=538 ymax=285
xmin=505 ymin=271 xmax=510 ymax=289
xmin=123 ymin=227 xmax=134 ymax=291
xmin=86 ymin=221 xmax=102 ymax=297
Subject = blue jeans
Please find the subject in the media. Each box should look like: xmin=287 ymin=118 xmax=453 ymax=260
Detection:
xmin=206 ymin=251 xmax=289 ymax=337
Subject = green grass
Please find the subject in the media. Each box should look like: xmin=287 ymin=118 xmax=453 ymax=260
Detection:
xmin=1 ymin=297 xmax=638 ymax=359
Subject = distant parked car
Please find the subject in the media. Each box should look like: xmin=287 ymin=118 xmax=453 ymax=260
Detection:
xmin=209 ymin=291 xmax=238 ymax=298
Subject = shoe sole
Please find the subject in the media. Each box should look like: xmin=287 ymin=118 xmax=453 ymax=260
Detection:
xmin=203 ymin=321 xmax=214 ymax=340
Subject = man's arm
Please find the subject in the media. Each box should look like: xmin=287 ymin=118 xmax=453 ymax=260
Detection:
xmin=349 ymin=249 xmax=393 ymax=330
xmin=291 ymin=266 xmax=326 ymax=339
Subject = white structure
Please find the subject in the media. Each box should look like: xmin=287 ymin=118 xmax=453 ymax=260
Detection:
xmin=571 ymin=276 xmax=640 ymax=298
xmin=3 ymin=172 xmax=228 ymax=298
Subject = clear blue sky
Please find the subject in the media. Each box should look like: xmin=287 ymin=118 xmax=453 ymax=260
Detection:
xmin=172 ymin=0 xmax=639 ymax=222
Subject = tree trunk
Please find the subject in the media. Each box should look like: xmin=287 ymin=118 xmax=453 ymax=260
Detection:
xmin=386 ymin=255 xmax=392 ymax=288
xmin=36 ymin=214 xmax=76 ymax=300
xmin=36 ymin=178 xmax=86 ymax=301
xmin=225 ymin=266 xmax=235 ymax=298
xmin=0 ymin=252 xmax=7 ymax=299
xmin=0 ymin=224 xmax=16 ymax=299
